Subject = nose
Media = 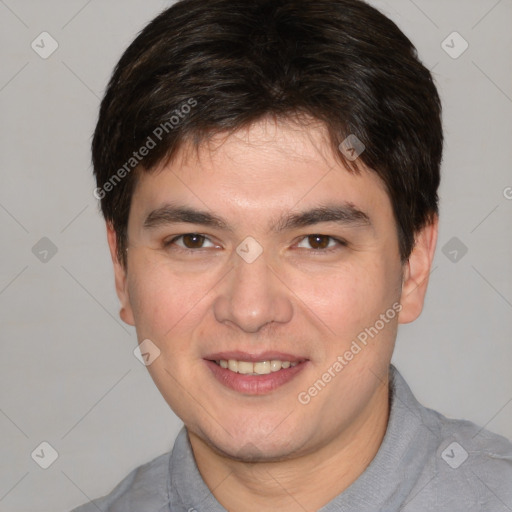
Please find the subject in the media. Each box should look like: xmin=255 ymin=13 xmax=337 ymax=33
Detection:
xmin=213 ymin=247 xmax=293 ymax=333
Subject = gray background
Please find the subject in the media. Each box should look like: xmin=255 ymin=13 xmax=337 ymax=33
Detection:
xmin=0 ymin=0 xmax=511 ymax=510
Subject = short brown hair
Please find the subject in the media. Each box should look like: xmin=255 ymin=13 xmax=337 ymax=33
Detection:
xmin=92 ymin=0 xmax=443 ymax=268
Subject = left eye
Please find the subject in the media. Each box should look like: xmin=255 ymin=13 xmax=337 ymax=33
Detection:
xmin=296 ymin=235 xmax=344 ymax=250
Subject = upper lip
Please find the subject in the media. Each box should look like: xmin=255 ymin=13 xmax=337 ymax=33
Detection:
xmin=204 ymin=351 xmax=307 ymax=363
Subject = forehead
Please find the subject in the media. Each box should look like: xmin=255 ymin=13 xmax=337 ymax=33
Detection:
xmin=130 ymin=117 xmax=392 ymax=226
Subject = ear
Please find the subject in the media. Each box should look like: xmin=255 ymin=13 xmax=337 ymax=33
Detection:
xmin=106 ymin=222 xmax=135 ymax=326
xmin=398 ymin=215 xmax=438 ymax=324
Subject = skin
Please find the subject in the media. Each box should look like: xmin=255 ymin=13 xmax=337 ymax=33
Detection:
xmin=107 ymin=117 xmax=438 ymax=511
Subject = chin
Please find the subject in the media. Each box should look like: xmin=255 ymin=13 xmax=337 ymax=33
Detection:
xmin=190 ymin=416 xmax=308 ymax=462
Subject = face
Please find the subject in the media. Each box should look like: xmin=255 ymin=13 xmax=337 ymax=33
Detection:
xmin=108 ymin=117 xmax=436 ymax=461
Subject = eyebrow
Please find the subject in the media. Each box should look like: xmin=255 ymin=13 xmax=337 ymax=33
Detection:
xmin=143 ymin=202 xmax=372 ymax=232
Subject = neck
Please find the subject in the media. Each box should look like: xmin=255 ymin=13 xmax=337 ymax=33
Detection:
xmin=188 ymin=377 xmax=390 ymax=512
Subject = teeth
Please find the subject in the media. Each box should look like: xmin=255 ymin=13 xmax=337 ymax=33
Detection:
xmin=270 ymin=360 xmax=282 ymax=372
xmin=237 ymin=361 xmax=253 ymax=374
xmin=217 ymin=359 xmax=301 ymax=374
xmin=254 ymin=361 xmax=270 ymax=374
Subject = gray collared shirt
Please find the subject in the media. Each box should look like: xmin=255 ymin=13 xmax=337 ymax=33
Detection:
xmin=72 ymin=366 xmax=512 ymax=511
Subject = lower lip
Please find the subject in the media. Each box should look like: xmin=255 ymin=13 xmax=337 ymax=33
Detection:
xmin=205 ymin=360 xmax=308 ymax=395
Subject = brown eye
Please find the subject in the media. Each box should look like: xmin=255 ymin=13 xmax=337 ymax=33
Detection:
xmin=295 ymin=235 xmax=346 ymax=251
xmin=181 ymin=234 xmax=206 ymax=248
xmin=307 ymin=235 xmax=331 ymax=249
xmin=165 ymin=233 xmax=216 ymax=250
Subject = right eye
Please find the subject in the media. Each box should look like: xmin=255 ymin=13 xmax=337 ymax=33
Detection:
xmin=163 ymin=233 xmax=219 ymax=252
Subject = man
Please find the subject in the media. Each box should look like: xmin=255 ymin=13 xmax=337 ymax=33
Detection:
xmin=75 ymin=0 xmax=512 ymax=510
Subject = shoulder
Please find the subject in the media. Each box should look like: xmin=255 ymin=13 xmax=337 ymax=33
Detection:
xmin=70 ymin=451 xmax=171 ymax=512
xmin=390 ymin=367 xmax=512 ymax=509
xmin=425 ymin=403 xmax=512 ymax=467
xmin=421 ymin=402 xmax=512 ymax=508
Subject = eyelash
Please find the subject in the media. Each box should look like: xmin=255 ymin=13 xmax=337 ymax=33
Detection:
xmin=162 ymin=233 xmax=348 ymax=254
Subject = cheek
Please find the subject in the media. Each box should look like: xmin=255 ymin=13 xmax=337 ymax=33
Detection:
xmin=127 ymin=254 xmax=209 ymax=342
xmin=287 ymin=258 xmax=398 ymax=340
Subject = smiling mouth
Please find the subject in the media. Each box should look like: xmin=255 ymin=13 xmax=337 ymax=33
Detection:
xmin=212 ymin=359 xmax=304 ymax=375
